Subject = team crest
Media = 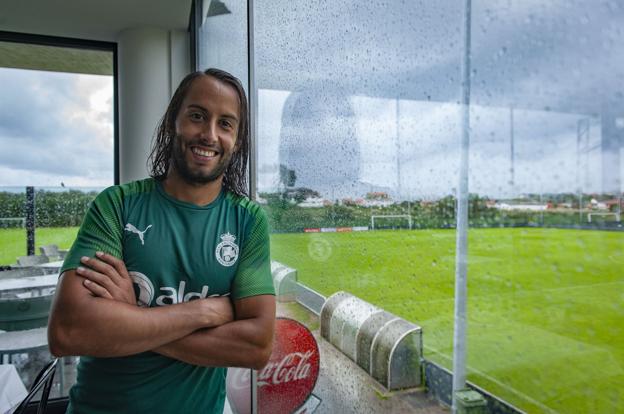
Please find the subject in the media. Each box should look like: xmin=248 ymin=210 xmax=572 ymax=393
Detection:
xmin=216 ymin=232 xmax=239 ymax=267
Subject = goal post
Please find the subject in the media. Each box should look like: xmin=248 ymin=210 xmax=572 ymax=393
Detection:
xmin=370 ymin=214 xmax=412 ymax=230
xmin=587 ymin=212 xmax=621 ymax=223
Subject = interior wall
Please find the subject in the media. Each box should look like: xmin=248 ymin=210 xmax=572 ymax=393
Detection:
xmin=117 ymin=27 xmax=190 ymax=183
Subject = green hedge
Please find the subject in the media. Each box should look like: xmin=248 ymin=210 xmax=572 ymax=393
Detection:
xmin=261 ymin=195 xmax=614 ymax=233
xmin=0 ymin=190 xmax=97 ymax=228
xmin=0 ymin=189 xmax=616 ymax=231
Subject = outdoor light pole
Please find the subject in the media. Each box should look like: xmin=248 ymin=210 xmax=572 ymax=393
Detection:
xmin=248 ymin=0 xmax=258 ymax=201
xmin=510 ymin=106 xmax=515 ymax=191
xmin=248 ymin=0 xmax=259 ymax=410
xmin=452 ymin=0 xmax=472 ymax=412
xmin=396 ymin=97 xmax=402 ymax=200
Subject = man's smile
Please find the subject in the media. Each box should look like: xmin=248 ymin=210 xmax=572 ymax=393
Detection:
xmin=191 ymin=146 xmax=220 ymax=160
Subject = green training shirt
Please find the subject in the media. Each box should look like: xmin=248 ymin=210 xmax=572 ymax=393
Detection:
xmin=59 ymin=178 xmax=274 ymax=414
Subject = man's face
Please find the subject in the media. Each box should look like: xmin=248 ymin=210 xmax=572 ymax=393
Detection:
xmin=171 ymin=76 xmax=240 ymax=185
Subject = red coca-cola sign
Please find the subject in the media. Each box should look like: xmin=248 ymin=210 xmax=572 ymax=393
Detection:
xmin=226 ymin=317 xmax=320 ymax=414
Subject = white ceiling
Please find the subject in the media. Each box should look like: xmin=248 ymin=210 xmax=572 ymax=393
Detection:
xmin=0 ymin=0 xmax=193 ymax=42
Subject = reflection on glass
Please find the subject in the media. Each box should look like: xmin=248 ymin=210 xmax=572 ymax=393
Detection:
xmin=255 ymin=0 xmax=463 ymax=412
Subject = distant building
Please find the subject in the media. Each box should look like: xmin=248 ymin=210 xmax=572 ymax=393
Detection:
xmin=493 ymin=203 xmax=548 ymax=211
xmin=605 ymin=199 xmax=624 ymax=211
xmin=363 ymin=192 xmax=394 ymax=207
xmin=298 ymin=197 xmax=328 ymax=208
xmin=589 ymin=198 xmax=608 ymax=210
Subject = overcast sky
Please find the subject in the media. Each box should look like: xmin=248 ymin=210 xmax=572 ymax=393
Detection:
xmin=1 ymin=0 xmax=622 ymax=199
xmin=0 ymin=68 xmax=113 ymax=189
xmin=253 ymin=0 xmax=624 ymax=199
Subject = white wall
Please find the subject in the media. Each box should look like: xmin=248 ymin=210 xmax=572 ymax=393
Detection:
xmin=117 ymin=27 xmax=190 ymax=183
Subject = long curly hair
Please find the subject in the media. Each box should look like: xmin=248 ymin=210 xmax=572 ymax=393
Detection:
xmin=148 ymin=68 xmax=249 ymax=197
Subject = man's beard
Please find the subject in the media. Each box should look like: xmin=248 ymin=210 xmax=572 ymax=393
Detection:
xmin=171 ymin=135 xmax=233 ymax=185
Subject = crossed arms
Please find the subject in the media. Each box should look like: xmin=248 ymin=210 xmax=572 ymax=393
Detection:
xmin=48 ymin=252 xmax=276 ymax=370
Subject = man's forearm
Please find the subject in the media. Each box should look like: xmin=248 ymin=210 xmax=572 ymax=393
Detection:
xmin=50 ymin=299 xmax=205 ymax=357
xmin=48 ymin=272 xmax=227 ymax=358
xmin=154 ymin=317 xmax=273 ymax=369
xmin=154 ymin=295 xmax=276 ymax=369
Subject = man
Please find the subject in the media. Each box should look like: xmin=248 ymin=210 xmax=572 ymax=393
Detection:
xmin=48 ymin=68 xmax=276 ymax=413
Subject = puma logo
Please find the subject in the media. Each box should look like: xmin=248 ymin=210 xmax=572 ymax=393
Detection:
xmin=125 ymin=223 xmax=153 ymax=245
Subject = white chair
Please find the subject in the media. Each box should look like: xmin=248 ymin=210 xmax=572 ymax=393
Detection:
xmin=39 ymin=245 xmax=67 ymax=261
xmin=16 ymin=256 xmax=48 ymax=267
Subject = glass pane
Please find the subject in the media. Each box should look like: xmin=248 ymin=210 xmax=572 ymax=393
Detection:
xmin=469 ymin=1 xmax=623 ymax=413
xmin=197 ymin=2 xmax=253 ymax=412
xmin=254 ymin=0 xmax=463 ymax=411
xmin=198 ymin=0 xmax=249 ymax=92
xmin=0 ymin=64 xmax=113 ymax=403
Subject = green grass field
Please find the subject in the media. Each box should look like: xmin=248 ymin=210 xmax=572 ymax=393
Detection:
xmin=270 ymin=228 xmax=624 ymax=414
xmin=1 ymin=226 xmax=621 ymax=412
xmin=0 ymin=227 xmax=79 ymax=265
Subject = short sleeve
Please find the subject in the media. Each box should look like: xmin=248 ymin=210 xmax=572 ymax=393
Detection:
xmin=60 ymin=186 xmax=124 ymax=275
xmin=230 ymin=206 xmax=275 ymax=300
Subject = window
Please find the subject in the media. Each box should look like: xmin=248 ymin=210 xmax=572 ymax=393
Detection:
xmin=200 ymin=1 xmax=623 ymax=412
xmin=0 ymin=34 xmax=116 ymax=400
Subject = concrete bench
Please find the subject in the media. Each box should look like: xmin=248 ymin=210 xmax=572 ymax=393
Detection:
xmin=270 ymin=261 xmax=298 ymax=302
xmin=320 ymin=291 xmax=423 ymax=390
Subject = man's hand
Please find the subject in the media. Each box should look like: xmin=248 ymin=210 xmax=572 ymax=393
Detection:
xmin=77 ymin=251 xmax=136 ymax=305
xmin=78 ymin=251 xmax=235 ymax=327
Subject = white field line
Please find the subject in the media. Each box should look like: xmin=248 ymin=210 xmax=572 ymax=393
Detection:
xmin=402 ymin=279 xmax=624 ymax=306
xmin=424 ymin=345 xmax=558 ymax=414
xmin=411 ymin=280 xmax=624 ymax=412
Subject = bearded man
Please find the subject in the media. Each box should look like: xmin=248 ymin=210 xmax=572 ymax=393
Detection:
xmin=48 ymin=68 xmax=275 ymax=413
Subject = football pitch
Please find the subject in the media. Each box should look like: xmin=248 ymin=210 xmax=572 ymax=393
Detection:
xmin=0 ymin=227 xmax=79 ymax=265
xmin=270 ymin=228 xmax=624 ymax=414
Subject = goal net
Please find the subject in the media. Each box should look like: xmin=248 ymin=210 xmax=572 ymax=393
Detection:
xmin=370 ymin=214 xmax=412 ymax=230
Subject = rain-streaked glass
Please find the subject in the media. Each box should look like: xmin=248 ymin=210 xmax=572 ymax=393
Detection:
xmin=254 ymin=0 xmax=463 ymax=412
xmin=255 ymin=0 xmax=623 ymax=413
xmin=198 ymin=0 xmax=249 ymax=93
xmin=468 ymin=1 xmax=623 ymax=413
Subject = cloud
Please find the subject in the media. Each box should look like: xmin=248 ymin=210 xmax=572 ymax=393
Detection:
xmin=0 ymin=68 xmax=113 ymax=187
xmin=253 ymin=0 xmax=623 ymax=198
xmin=254 ymin=0 xmax=624 ymax=114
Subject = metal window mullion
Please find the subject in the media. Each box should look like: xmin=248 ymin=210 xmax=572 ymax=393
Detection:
xmin=248 ymin=0 xmax=258 ymax=200
xmin=247 ymin=0 xmax=259 ymax=411
xmin=452 ymin=0 xmax=472 ymax=412
xmin=113 ymin=43 xmax=120 ymax=185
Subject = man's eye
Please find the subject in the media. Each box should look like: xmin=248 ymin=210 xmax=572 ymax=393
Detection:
xmin=189 ymin=113 xmax=204 ymax=121
xmin=219 ymin=120 xmax=233 ymax=129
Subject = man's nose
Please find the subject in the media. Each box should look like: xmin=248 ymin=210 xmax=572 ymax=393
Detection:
xmin=200 ymin=121 xmax=218 ymax=143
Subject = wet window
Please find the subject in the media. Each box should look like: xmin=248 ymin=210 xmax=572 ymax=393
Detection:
xmin=252 ymin=0 xmax=623 ymax=413
xmin=468 ymin=2 xmax=623 ymax=412
xmin=198 ymin=0 xmax=249 ymax=92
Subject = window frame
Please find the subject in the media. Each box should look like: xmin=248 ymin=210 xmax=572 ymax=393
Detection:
xmin=0 ymin=30 xmax=119 ymax=185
